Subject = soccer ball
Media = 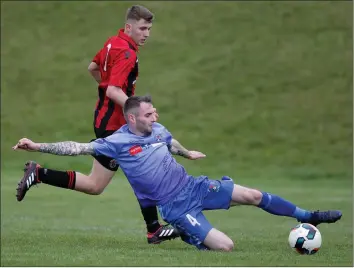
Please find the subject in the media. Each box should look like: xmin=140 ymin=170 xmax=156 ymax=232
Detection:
xmin=288 ymin=223 xmax=322 ymax=255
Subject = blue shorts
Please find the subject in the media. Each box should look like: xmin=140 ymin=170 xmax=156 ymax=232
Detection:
xmin=157 ymin=175 xmax=234 ymax=249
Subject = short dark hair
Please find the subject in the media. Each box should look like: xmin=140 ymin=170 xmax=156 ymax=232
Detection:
xmin=124 ymin=95 xmax=153 ymax=117
xmin=125 ymin=5 xmax=154 ymax=23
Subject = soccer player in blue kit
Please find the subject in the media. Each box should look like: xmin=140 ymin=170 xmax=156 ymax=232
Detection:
xmin=13 ymin=95 xmax=342 ymax=251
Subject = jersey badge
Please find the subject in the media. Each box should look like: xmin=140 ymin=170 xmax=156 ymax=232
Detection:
xmin=109 ymin=159 xmax=118 ymax=169
xmin=208 ymin=182 xmax=220 ymax=193
xmin=155 ymin=133 xmax=163 ymax=142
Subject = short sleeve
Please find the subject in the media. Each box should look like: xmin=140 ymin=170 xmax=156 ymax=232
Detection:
xmin=164 ymin=127 xmax=173 ymax=146
xmin=91 ymin=136 xmax=119 ymax=159
xmin=92 ymin=50 xmax=101 ymax=65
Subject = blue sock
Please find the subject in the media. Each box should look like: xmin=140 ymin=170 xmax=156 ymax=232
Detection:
xmin=258 ymin=192 xmax=312 ymax=221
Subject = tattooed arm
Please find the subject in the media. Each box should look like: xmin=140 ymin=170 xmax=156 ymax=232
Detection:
xmin=38 ymin=142 xmax=94 ymax=156
xmin=169 ymin=138 xmax=191 ymax=159
xmin=168 ymin=139 xmax=206 ymax=160
xmin=12 ymin=138 xmax=95 ymax=156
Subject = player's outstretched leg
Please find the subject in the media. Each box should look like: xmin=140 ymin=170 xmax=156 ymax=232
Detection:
xmin=230 ymin=184 xmax=342 ymax=226
xmin=16 ymin=160 xmax=114 ymax=201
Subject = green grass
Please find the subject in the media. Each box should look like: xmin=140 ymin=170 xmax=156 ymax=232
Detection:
xmin=1 ymin=1 xmax=352 ymax=266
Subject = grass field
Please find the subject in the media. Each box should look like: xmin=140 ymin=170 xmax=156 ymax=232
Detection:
xmin=1 ymin=1 xmax=353 ymax=266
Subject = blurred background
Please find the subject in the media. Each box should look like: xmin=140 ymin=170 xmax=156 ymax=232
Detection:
xmin=1 ymin=1 xmax=352 ymax=266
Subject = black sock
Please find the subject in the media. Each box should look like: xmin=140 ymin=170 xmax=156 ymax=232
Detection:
xmin=141 ymin=206 xmax=160 ymax=233
xmin=38 ymin=168 xmax=76 ymax=190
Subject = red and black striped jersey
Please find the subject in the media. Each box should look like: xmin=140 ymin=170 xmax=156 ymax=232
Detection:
xmin=93 ymin=29 xmax=139 ymax=132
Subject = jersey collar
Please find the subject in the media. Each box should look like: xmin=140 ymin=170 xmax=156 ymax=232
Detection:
xmin=118 ymin=28 xmax=139 ymax=52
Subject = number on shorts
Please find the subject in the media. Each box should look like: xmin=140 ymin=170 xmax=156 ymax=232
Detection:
xmin=103 ymin=43 xmax=112 ymax=71
xmin=186 ymin=214 xmax=201 ymax=226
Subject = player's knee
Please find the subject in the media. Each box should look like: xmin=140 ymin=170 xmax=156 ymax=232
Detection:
xmin=86 ymin=176 xmax=105 ymax=195
xmin=251 ymin=189 xmax=263 ymax=205
xmin=89 ymin=186 xmax=104 ymax=195
xmin=219 ymin=239 xmax=234 ymax=252
xmin=245 ymin=188 xmax=262 ymax=205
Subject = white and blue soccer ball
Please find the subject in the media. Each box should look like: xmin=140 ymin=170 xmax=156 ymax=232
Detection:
xmin=288 ymin=223 xmax=322 ymax=255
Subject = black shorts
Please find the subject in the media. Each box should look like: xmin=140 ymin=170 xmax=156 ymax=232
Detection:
xmin=91 ymin=128 xmax=119 ymax=171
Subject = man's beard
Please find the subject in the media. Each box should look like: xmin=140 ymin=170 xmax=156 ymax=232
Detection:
xmin=138 ymin=125 xmax=152 ymax=136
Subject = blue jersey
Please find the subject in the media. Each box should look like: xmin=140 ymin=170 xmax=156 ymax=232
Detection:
xmin=91 ymin=123 xmax=190 ymax=207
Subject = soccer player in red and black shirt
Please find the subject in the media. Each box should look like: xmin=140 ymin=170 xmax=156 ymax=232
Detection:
xmin=15 ymin=5 xmax=179 ymax=244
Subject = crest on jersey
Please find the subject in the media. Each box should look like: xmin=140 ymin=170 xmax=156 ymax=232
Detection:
xmin=125 ymin=51 xmax=130 ymax=59
xmin=155 ymin=133 xmax=163 ymax=142
xmin=109 ymin=159 xmax=117 ymax=169
xmin=208 ymin=183 xmax=220 ymax=193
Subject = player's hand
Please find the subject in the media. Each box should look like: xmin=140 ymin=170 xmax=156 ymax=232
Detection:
xmin=12 ymin=138 xmax=40 ymax=152
xmin=188 ymin=151 xmax=206 ymax=160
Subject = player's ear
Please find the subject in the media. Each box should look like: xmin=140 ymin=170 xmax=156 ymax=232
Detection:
xmin=128 ymin=113 xmax=135 ymax=124
xmin=125 ymin=22 xmax=132 ymax=32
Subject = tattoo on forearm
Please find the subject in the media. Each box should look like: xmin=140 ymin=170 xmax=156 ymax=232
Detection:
xmin=170 ymin=139 xmax=190 ymax=159
xmin=38 ymin=142 xmax=94 ymax=156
